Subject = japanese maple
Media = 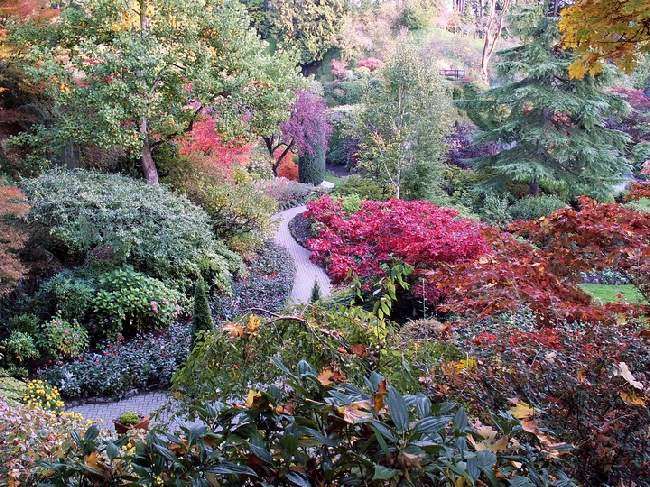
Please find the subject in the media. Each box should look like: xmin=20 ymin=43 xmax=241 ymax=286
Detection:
xmin=510 ymin=196 xmax=650 ymax=298
xmin=264 ymin=90 xmax=332 ymax=174
xmin=177 ymin=114 xmax=251 ymax=177
xmin=305 ymin=196 xmax=489 ymax=283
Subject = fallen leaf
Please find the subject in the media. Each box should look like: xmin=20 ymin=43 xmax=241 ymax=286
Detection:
xmin=612 ymin=362 xmax=644 ymax=390
xmin=317 ymin=367 xmax=346 ymax=386
xmin=84 ymin=451 xmax=101 ymax=469
xmin=223 ymin=322 xmax=244 ymax=338
xmin=372 ymin=379 xmax=388 ymax=412
xmin=244 ymin=389 xmax=262 ymax=408
xmin=620 ymin=391 xmax=646 ymax=406
xmin=350 ymin=343 xmax=368 ymax=357
xmin=509 ymin=399 xmax=535 ymax=420
xmin=339 ymin=401 xmax=373 ymax=423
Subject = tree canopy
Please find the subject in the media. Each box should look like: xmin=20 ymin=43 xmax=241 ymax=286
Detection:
xmin=559 ymin=0 xmax=650 ymax=78
xmin=6 ymin=0 xmax=302 ymax=183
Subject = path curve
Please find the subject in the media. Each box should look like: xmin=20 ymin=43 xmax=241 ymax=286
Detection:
xmin=68 ymin=205 xmax=330 ymax=427
xmin=273 ymin=205 xmax=331 ymax=304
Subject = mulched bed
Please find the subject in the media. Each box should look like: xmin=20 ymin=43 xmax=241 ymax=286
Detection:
xmin=288 ymin=211 xmax=313 ymax=248
xmin=214 ymin=241 xmax=295 ymax=320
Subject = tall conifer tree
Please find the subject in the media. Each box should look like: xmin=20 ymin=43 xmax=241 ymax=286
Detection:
xmin=465 ymin=7 xmax=630 ymax=199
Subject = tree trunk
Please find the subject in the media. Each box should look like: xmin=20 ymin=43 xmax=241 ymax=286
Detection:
xmin=140 ymin=117 xmax=158 ymax=185
xmin=137 ymin=0 xmax=157 ymax=184
xmin=481 ymin=0 xmax=511 ymax=81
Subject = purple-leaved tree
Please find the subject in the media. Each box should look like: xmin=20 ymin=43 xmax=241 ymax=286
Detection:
xmin=264 ymin=90 xmax=332 ymax=175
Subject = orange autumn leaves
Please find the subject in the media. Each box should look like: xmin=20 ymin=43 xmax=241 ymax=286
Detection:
xmin=0 ymin=183 xmax=29 ymax=297
xmin=559 ymin=0 xmax=650 ymax=78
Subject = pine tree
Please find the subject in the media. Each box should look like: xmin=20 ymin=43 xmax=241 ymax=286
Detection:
xmin=191 ymin=275 xmax=214 ymax=347
xmin=298 ymin=144 xmax=326 ymax=185
xmin=464 ymin=8 xmax=630 ymax=200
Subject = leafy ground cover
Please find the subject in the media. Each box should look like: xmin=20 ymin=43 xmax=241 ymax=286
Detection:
xmin=214 ymin=241 xmax=294 ymax=321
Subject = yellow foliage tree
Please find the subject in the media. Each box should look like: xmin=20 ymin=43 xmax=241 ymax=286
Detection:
xmin=559 ymin=0 xmax=650 ymax=79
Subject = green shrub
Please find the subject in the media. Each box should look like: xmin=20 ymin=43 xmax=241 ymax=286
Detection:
xmin=479 ymin=192 xmax=511 ymax=225
xmin=0 ymin=373 xmax=27 ymax=405
xmin=327 ymin=106 xmax=359 ymax=166
xmin=7 ymin=314 xmax=39 ymax=336
xmin=92 ymin=267 xmax=181 ymax=338
xmin=246 ymin=151 xmax=275 ymax=180
xmin=298 ymin=145 xmax=326 ymax=185
xmin=4 ymin=331 xmax=39 ymax=363
xmin=509 ymin=194 xmax=567 ymax=220
xmin=42 ymin=316 xmax=88 ymax=359
xmin=191 ymin=275 xmax=213 ymax=346
xmin=22 ymin=169 xmax=241 ymax=290
xmin=186 ymin=177 xmax=277 ymax=254
xmin=173 ymin=306 xmax=384 ymax=402
xmin=117 ymin=411 xmax=140 ymax=425
xmin=36 ymin=272 xmax=96 ymax=323
xmin=340 ymin=193 xmax=363 ymax=213
xmin=332 ymin=175 xmax=390 ymax=200
xmin=397 ymin=1 xmax=431 ymax=30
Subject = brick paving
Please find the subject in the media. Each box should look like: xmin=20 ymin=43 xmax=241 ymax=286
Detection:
xmin=68 ymin=206 xmax=331 ymax=429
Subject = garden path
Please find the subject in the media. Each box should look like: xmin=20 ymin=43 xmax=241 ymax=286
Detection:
xmin=67 ymin=205 xmax=330 ymax=429
xmin=273 ymin=205 xmax=331 ymax=303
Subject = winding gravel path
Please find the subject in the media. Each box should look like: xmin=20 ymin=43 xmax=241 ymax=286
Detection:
xmin=68 ymin=205 xmax=330 ymax=429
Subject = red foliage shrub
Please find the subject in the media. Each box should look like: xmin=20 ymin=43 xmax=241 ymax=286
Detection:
xmin=416 ymin=227 xmax=615 ymax=322
xmin=275 ymin=149 xmax=298 ymax=181
xmin=510 ymin=196 xmax=650 ymax=297
xmin=356 ymin=57 xmax=383 ymax=71
xmin=624 ymin=181 xmax=650 ymax=201
xmin=0 ymin=184 xmax=29 ymax=296
xmin=428 ymin=315 xmax=650 ymax=485
xmin=307 ymin=196 xmax=646 ymax=322
xmin=305 ymin=196 xmax=489 ymax=283
xmin=330 ymin=59 xmax=348 ymax=79
xmin=177 ymin=114 xmax=251 ymax=177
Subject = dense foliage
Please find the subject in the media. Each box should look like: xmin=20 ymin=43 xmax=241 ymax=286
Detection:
xmin=40 ymin=322 xmax=191 ymax=400
xmin=357 ymin=43 xmax=454 ymax=199
xmin=510 ymin=196 xmax=650 ymax=299
xmin=559 ymin=0 xmax=650 ymax=77
xmin=40 ymin=360 xmax=573 ymax=485
xmin=464 ymin=11 xmax=630 ymax=199
xmin=0 ymin=397 xmax=89 ymax=485
xmin=428 ymin=309 xmax=650 ymax=485
xmin=22 ymin=169 xmax=241 ymax=290
xmin=267 ymin=0 xmax=347 ymax=64
xmin=7 ymin=0 xmax=301 ymax=183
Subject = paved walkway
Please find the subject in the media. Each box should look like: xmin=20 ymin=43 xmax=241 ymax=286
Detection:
xmin=68 ymin=206 xmax=331 ymax=429
xmin=273 ymin=205 xmax=332 ymax=304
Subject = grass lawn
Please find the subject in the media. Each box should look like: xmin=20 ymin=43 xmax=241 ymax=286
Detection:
xmin=580 ymin=283 xmax=648 ymax=304
xmin=323 ymin=172 xmax=344 ymax=184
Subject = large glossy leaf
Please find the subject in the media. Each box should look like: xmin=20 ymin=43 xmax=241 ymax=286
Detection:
xmin=386 ymin=386 xmax=409 ymax=432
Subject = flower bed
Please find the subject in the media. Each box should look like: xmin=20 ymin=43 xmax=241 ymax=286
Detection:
xmin=215 ymin=241 xmax=295 ymax=320
xmin=39 ymin=323 xmax=191 ymax=400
